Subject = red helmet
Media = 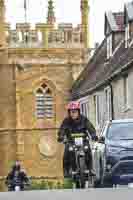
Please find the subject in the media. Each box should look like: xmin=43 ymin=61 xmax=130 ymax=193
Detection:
xmin=67 ymin=101 xmax=80 ymax=110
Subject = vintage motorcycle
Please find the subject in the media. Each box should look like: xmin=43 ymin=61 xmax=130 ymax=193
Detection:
xmin=64 ymin=133 xmax=95 ymax=189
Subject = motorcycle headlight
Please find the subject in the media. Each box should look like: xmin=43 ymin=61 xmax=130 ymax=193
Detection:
xmin=69 ymin=146 xmax=73 ymax=151
xmin=84 ymin=146 xmax=89 ymax=150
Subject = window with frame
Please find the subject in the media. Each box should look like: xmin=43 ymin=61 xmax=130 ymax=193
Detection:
xmin=107 ymin=34 xmax=113 ymax=59
xmin=105 ymin=87 xmax=112 ymax=121
xmin=94 ymin=95 xmax=100 ymax=127
xmin=86 ymin=101 xmax=89 ymax=118
xmin=44 ymin=89 xmax=54 ymax=118
xmin=36 ymin=84 xmax=54 ymax=119
xmin=123 ymin=75 xmax=129 ymax=109
xmin=36 ymin=88 xmax=45 ymax=119
xmin=125 ymin=23 xmax=130 ymax=48
xmin=80 ymin=100 xmax=89 ymax=118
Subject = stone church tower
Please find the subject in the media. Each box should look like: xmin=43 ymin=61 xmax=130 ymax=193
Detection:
xmin=0 ymin=0 xmax=90 ymax=181
xmin=0 ymin=0 xmax=16 ymax=177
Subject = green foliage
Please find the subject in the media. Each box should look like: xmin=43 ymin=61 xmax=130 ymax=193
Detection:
xmin=30 ymin=178 xmax=73 ymax=190
xmin=30 ymin=180 xmax=49 ymax=190
xmin=8 ymin=160 xmax=15 ymax=169
xmin=63 ymin=178 xmax=73 ymax=189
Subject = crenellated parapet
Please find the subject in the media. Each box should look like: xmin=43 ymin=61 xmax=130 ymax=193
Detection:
xmin=4 ymin=22 xmax=84 ymax=49
xmin=0 ymin=0 xmax=90 ymax=49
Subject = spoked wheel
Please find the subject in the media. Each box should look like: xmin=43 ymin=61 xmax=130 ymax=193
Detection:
xmin=79 ymin=156 xmax=86 ymax=189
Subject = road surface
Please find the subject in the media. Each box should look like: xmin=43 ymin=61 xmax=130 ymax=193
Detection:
xmin=0 ymin=189 xmax=133 ymax=200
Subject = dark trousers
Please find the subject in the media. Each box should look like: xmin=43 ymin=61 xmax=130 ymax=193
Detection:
xmin=63 ymin=143 xmax=93 ymax=173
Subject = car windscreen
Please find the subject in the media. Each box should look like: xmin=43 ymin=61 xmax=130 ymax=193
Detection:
xmin=107 ymin=122 xmax=133 ymax=140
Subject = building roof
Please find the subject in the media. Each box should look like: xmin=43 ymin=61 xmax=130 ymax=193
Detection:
xmin=71 ymin=38 xmax=133 ymax=99
xmin=105 ymin=11 xmax=124 ymax=35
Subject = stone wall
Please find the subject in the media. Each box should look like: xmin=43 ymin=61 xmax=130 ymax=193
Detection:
xmin=0 ymin=47 xmax=86 ymax=178
xmin=112 ymin=67 xmax=133 ymax=119
xmin=0 ymin=49 xmax=17 ymax=176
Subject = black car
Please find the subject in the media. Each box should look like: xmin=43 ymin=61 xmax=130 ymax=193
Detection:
xmin=92 ymin=119 xmax=133 ymax=187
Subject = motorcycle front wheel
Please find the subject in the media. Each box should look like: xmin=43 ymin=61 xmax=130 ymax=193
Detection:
xmin=79 ymin=156 xmax=86 ymax=188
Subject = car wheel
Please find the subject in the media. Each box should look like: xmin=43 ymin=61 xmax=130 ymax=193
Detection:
xmin=94 ymin=158 xmax=103 ymax=188
xmin=102 ymin=174 xmax=113 ymax=188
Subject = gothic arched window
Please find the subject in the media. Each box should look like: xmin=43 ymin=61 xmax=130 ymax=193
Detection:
xmin=36 ymin=85 xmax=54 ymax=119
xmin=44 ymin=88 xmax=54 ymax=118
xmin=36 ymin=88 xmax=45 ymax=119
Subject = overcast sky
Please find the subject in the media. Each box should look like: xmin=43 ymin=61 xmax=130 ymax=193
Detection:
xmin=5 ymin=0 xmax=130 ymax=47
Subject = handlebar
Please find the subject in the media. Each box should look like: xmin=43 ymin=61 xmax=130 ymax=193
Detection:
xmin=63 ymin=133 xmax=90 ymax=144
xmin=58 ymin=132 xmax=97 ymax=144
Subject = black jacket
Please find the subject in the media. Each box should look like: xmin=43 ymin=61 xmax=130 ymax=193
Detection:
xmin=58 ymin=114 xmax=96 ymax=142
xmin=6 ymin=170 xmax=29 ymax=186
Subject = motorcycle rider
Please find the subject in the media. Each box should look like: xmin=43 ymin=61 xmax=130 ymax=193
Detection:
xmin=58 ymin=101 xmax=96 ymax=177
xmin=5 ymin=161 xmax=29 ymax=191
